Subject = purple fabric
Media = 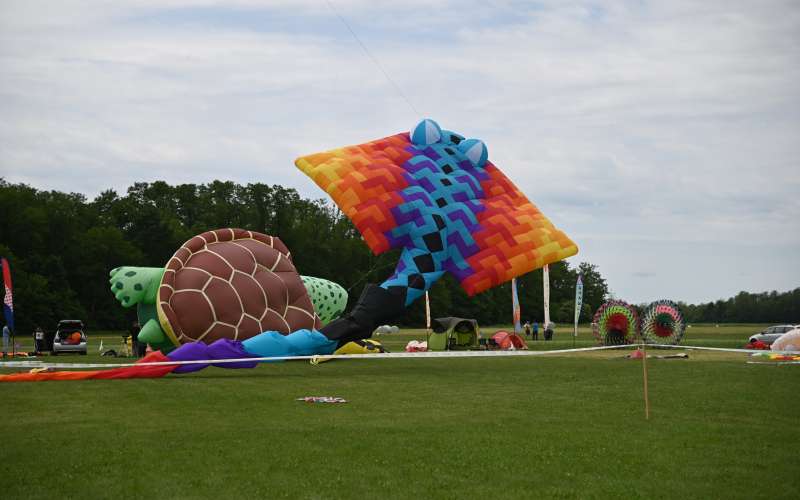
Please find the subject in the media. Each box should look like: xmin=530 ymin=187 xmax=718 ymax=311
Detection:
xmin=207 ymin=339 xmax=258 ymax=369
xmin=167 ymin=342 xmax=210 ymax=373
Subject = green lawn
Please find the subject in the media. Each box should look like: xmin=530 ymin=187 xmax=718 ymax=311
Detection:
xmin=2 ymin=324 xmax=798 ymax=499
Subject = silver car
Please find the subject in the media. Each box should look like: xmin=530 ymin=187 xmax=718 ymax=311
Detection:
xmin=52 ymin=320 xmax=87 ymax=355
xmin=748 ymin=324 xmax=799 ymax=345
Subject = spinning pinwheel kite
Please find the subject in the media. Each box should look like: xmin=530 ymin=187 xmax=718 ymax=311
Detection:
xmin=591 ymin=300 xmax=640 ymax=345
xmin=641 ymin=300 xmax=686 ymax=345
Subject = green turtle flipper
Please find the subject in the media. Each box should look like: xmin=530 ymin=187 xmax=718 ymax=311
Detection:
xmin=138 ymin=318 xmax=168 ymax=346
xmin=109 ymin=267 xmax=165 ymax=307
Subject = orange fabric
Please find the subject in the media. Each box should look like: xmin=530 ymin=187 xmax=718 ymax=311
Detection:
xmin=0 ymin=351 xmax=178 ymax=382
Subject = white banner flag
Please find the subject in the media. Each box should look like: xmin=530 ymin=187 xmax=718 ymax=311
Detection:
xmin=543 ymin=264 xmax=550 ymax=327
xmin=425 ymin=291 xmax=431 ymax=331
xmin=574 ymin=274 xmax=583 ymax=338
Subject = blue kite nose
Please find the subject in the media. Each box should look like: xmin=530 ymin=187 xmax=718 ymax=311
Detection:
xmin=410 ymin=118 xmax=442 ymax=145
xmin=457 ymin=138 xmax=488 ymax=168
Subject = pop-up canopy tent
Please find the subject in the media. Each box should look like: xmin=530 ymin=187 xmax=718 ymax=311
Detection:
xmin=428 ymin=317 xmax=479 ymax=351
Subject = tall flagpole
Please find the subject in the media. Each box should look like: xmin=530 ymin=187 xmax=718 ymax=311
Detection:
xmin=511 ymin=278 xmax=521 ymax=335
xmin=542 ymin=265 xmax=551 ymax=328
xmin=424 ymin=291 xmax=431 ymax=343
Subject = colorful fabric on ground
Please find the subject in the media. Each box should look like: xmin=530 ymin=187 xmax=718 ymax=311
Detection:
xmin=0 ymin=351 xmax=177 ymax=383
xmin=296 ymin=120 xmax=578 ymax=299
xmin=744 ymin=340 xmax=770 ymax=350
xmin=750 ymin=352 xmax=800 ymax=361
xmin=241 ymin=329 xmax=336 ymax=358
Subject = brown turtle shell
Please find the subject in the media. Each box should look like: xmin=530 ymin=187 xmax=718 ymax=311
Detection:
xmin=156 ymin=228 xmax=321 ymax=345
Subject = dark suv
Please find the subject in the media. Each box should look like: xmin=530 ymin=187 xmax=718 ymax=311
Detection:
xmin=52 ymin=320 xmax=87 ymax=355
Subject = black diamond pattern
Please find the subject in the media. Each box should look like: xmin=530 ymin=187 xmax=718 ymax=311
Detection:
xmin=423 ymin=232 xmax=444 ymax=252
xmin=413 ymin=253 xmax=435 ymax=273
xmin=407 ymin=273 xmax=426 ymax=290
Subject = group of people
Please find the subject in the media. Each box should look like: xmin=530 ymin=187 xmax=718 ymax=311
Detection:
xmin=523 ymin=321 xmax=555 ymax=341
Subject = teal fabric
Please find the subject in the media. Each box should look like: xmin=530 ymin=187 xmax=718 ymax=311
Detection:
xmin=241 ymin=329 xmax=337 ymax=359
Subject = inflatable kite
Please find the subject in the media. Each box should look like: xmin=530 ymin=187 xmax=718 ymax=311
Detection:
xmin=641 ymin=300 xmax=686 ymax=345
xmin=0 ymin=119 xmax=578 ymax=382
xmin=298 ymin=118 xmax=577 ymax=347
xmin=107 ymin=228 xmax=347 ymax=353
xmin=591 ymin=300 xmax=640 ymax=345
xmin=771 ymin=329 xmax=800 ymax=352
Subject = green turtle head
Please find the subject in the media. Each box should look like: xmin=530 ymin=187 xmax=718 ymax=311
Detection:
xmin=110 ymin=267 xmax=176 ymax=353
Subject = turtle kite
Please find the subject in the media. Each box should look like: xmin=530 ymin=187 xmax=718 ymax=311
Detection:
xmin=0 ymin=119 xmax=578 ymax=381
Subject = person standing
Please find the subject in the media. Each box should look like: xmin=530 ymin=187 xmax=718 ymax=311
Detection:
xmin=33 ymin=326 xmax=44 ymax=353
xmin=130 ymin=321 xmax=142 ymax=357
xmin=523 ymin=321 xmax=531 ymax=338
xmin=544 ymin=322 xmax=554 ymax=341
xmin=532 ymin=321 xmax=539 ymax=341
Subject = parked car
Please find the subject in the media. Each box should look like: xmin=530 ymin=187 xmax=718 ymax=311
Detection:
xmin=748 ymin=324 xmax=799 ymax=345
xmin=52 ymin=320 xmax=87 ymax=355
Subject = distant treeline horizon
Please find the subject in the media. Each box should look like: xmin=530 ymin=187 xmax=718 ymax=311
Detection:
xmin=0 ymin=178 xmax=797 ymax=334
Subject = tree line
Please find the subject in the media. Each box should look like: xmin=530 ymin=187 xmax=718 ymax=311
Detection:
xmin=678 ymin=289 xmax=800 ymax=324
xmin=6 ymin=178 xmax=795 ymax=335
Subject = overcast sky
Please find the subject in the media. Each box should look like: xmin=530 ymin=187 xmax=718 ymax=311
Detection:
xmin=1 ymin=0 xmax=798 ymax=305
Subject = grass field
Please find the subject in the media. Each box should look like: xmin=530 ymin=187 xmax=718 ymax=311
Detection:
xmin=2 ymin=324 xmax=798 ymax=499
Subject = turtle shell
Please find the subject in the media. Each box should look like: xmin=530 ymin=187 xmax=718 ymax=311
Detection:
xmin=156 ymin=228 xmax=321 ymax=345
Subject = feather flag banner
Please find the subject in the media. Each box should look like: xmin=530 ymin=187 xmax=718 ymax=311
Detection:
xmin=573 ymin=274 xmax=583 ymax=338
xmin=2 ymin=258 xmax=14 ymax=332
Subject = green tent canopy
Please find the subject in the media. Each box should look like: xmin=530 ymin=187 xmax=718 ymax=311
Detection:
xmin=428 ymin=317 xmax=479 ymax=351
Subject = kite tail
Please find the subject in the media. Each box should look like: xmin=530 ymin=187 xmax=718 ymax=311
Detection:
xmin=319 ymin=284 xmax=406 ymax=347
xmin=0 ymin=351 xmax=178 ymax=383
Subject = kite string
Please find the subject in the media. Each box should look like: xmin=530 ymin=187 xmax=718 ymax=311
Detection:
xmin=1 ymin=344 xmax=632 ymax=370
xmin=325 ymin=0 xmax=420 ymax=117
xmin=1 ymin=344 xmax=791 ymax=371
